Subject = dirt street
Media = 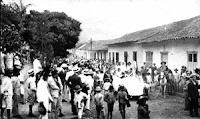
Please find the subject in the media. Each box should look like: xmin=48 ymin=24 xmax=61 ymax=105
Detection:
xmin=4 ymin=90 xmax=200 ymax=119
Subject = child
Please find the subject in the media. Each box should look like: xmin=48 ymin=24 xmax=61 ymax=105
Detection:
xmin=104 ymin=85 xmax=116 ymax=119
xmin=74 ymin=85 xmax=88 ymax=119
xmin=103 ymin=78 xmax=111 ymax=94
xmin=117 ymin=85 xmax=128 ymax=119
xmin=137 ymin=95 xmax=150 ymax=119
xmin=94 ymin=86 xmax=105 ymax=119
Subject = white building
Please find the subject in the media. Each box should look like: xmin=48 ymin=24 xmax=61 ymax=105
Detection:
xmin=107 ymin=15 xmax=200 ymax=72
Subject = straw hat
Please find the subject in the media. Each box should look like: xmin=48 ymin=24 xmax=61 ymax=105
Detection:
xmin=28 ymin=69 xmax=34 ymax=75
xmin=73 ymin=67 xmax=80 ymax=73
xmin=61 ymin=63 xmax=68 ymax=68
xmin=189 ymin=73 xmax=197 ymax=79
xmin=95 ymin=86 xmax=102 ymax=92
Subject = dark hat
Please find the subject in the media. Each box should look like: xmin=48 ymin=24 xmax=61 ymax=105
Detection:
xmin=74 ymin=85 xmax=82 ymax=92
xmin=38 ymin=102 xmax=47 ymax=115
xmin=161 ymin=61 xmax=166 ymax=65
xmin=174 ymin=68 xmax=178 ymax=71
xmin=51 ymin=69 xmax=58 ymax=75
xmin=137 ymin=95 xmax=148 ymax=104
xmin=195 ymin=68 xmax=200 ymax=74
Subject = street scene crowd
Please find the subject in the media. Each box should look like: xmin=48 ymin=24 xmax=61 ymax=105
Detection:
xmin=0 ymin=50 xmax=200 ymax=119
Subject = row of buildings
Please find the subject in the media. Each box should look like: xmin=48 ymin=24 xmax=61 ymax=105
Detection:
xmin=72 ymin=15 xmax=200 ymax=72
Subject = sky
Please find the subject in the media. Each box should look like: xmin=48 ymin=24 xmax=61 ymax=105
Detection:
xmin=4 ymin=0 xmax=200 ymax=43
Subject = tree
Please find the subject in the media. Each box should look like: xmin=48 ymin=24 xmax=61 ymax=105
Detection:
xmin=0 ymin=2 xmax=22 ymax=52
xmin=22 ymin=10 xmax=81 ymax=63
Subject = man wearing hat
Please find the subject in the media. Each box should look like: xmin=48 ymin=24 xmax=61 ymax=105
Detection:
xmin=137 ymin=95 xmax=150 ymax=119
xmin=94 ymin=86 xmax=105 ymax=119
xmin=188 ymin=73 xmax=200 ymax=117
xmin=58 ymin=63 xmax=68 ymax=102
xmin=82 ymin=69 xmax=94 ymax=111
xmin=66 ymin=67 xmax=83 ymax=115
xmin=26 ymin=69 xmax=37 ymax=117
xmin=74 ymin=85 xmax=88 ymax=119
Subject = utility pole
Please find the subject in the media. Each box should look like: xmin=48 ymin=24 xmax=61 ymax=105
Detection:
xmin=90 ymin=38 xmax=93 ymax=59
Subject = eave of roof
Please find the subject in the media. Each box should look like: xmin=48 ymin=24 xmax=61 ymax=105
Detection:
xmin=108 ymin=15 xmax=200 ymax=44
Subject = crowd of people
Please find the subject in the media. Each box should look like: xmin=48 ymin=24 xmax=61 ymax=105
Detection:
xmin=0 ymin=51 xmax=200 ymax=119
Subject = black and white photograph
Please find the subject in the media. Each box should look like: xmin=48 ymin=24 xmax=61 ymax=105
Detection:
xmin=0 ymin=0 xmax=200 ymax=119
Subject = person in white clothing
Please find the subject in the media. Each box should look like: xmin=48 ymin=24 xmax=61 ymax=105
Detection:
xmin=5 ymin=52 xmax=14 ymax=71
xmin=103 ymin=78 xmax=112 ymax=94
xmin=1 ymin=70 xmax=13 ymax=119
xmin=0 ymin=51 xmax=5 ymax=74
xmin=37 ymin=67 xmax=53 ymax=119
xmin=26 ymin=69 xmax=37 ymax=117
xmin=82 ymin=70 xmax=94 ymax=110
xmin=48 ymin=70 xmax=63 ymax=118
xmin=74 ymin=85 xmax=88 ymax=119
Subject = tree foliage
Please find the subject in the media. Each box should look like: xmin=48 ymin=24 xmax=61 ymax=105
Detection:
xmin=22 ymin=10 xmax=82 ymax=58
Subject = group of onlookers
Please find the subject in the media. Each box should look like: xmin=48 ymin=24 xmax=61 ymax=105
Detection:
xmin=1 ymin=50 xmax=200 ymax=119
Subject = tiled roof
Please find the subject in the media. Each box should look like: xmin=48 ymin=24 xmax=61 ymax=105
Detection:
xmin=79 ymin=39 xmax=113 ymax=51
xmin=108 ymin=15 xmax=200 ymax=44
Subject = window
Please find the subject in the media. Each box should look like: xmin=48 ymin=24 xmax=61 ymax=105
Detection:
xmin=112 ymin=52 xmax=115 ymax=64
xmin=146 ymin=51 xmax=153 ymax=67
xmin=101 ymin=52 xmax=103 ymax=60
xmin=188 ymin=52 xmax=197 ymax=63
xmin=133 ymin=51 xmax=137 ymax=62
xmin=116 ymin=52 xmax=119 ymax=63
xmin=94 ymin=52 xmax=97 ymax=59
xmin=109 ymin=52 xmax=111 ymax=62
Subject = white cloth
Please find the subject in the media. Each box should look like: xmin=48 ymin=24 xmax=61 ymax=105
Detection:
xmin=0 ymin=52 xmax=5 ymax=73
xmin=2 ymin=95 xmax=12 ymax=109
xmin=65 ymin=71 xmax=74 ymax=81
xmin=37 ymin=79 xmax=52 ymax=119
xmin=5 ymin=53 xmax=14 ymax=70
xmin=14 ymin=55 xmax=21 ymax=66
xmin=99 ymin=73 xmax=104 ymax=82
xmin=33 ymin=59 xmax=42 ymax=75
xmin=74 ymin=91 xmax=88 ymax=118
xmin=146 ymin=75 xmax=152 ymax=83
xmin=11 ymin=76 xmax=21 ymax=95
xmin=1 ymin=76 xmax=13 ymax=96
xmin=48 ymin=76 xmax=60 ymax=98
xmin=1 ymin=76 xmax=13 ymax=109
xmin=103 ymin=82 xmax=111 ymax=91
xmin=26 ymin=76 xmax=37 ymax=94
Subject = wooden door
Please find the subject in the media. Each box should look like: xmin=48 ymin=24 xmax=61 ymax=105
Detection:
xmin=161 ymin=52 xmax=168 ymax=65
xmin=133 ymin=51 xmax=137 ymax=62
xmin=116 ymin=52 xmax=119 ymax=63
xmin=187 ymin=52 xmax=198 ymax=72
xmin=124 ymin=51 xmax=128 ymax=65
xmin=146 ymin=51 xmax=153 ymax=67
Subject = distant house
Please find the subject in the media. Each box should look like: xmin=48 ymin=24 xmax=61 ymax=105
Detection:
xmin=107 ymin=15 xmax=200 ymax=72
xmin=70 ymin=43 xmax=87 ymax=59
xmin=78 ymin=40 xmax=113 ymax=60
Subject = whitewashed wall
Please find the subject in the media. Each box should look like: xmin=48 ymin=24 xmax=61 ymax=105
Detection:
xmin=108 ymin=42 xmax=143 ymax=67
xmin=141 ymin=38 xmax=200 ymax=71
xmin=108 ymin=38 xmax=200 ymax=72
